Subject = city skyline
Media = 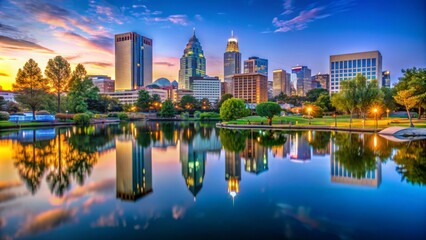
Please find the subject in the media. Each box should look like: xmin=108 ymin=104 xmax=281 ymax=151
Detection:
xmin=0 ymin=0 xmax=425 ymax=90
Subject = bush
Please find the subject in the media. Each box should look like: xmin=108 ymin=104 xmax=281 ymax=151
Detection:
xmin=181 ymin=112 xmax=189 ymax=120
xmin=73 ymin=113 xmax=90 ymax=126
xmin=108 ymin=113 xmax=118 ymax=118
xmin=200 ymin=112 xmax=220 ymax=120
xmin=194 ymin=111 xmax=201 ymax=119
xmin=85 ymin=111 xmax=94 ymax=118
xmin=55 ymin=113 xmax=75 ymax=121
xmin=118 ymin=113 xmax=129 ymax=121
xmin=0 ymin=111 xmax=10 ymax=120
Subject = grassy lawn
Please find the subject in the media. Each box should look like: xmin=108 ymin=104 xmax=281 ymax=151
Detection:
xmin=0 ymin=120 xmax=73 ymax=129
xmin=226 ymin=116 xmax=426 ymax=129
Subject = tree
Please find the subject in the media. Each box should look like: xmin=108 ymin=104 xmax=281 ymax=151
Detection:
xmin=200 ymin=98 xmax=211 ymax=110
xmin=356 ymin=76 xmax=381 ymax=128
xmin=45 ymin=56 xmax=71 ymax=113
xmin=256 ymin=102 xmax=282 ymax=125
xmin=220 ymin=98 xmax=249 ymax=121
xmin=306 ymin=88 xmax=328 ymax=102
xmin=13 ymin=59 xmax=49 ymax=120
xmin=394 ymin=89 xmax=418 ymax=127
xmin=135 ymin=90 xmax=151 ymax=112
xmin=395 ymin=68 xmax=426 ymax=119
xmin=87 ymin=95 xmax=122 ymax=113
xmin=160 ymin=99 xmax=176 ymax=118
xmin=180 ymin=95 xmax=198 ymax=110
xmin=0 ymin=96 xmax=6 ymax=111
xmin=5 ymin=101 xmax=21 ymax=113
xmin=331 ymin=78 xmax=358 ymax=128
xmin=274 ymin=92 xmax=288 ymax=104
xmin=150 ymin=94 xmax=162 ymax=110
xmin=68 ymin=64 xmax=99 ymax=113
xmin=381 ymin=86 xmax=398 ymax=112
xmin=217 ymin=93 xmax=233 ymax=109
xmin=315 ymin=92 xmax=333 ymax=112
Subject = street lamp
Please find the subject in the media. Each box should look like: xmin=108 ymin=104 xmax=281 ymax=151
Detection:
xmin=307 ymin=107 xmax=312 ymax=125
xmin=333 ymin=112 xmax=337 ymax=127
xmin=66 ymin=110 xmax=68 ymax=122
xmin=386 ymin=109 xmax=390 ymax=119
xmin=373 ymin=108 xmax=378 ymax=131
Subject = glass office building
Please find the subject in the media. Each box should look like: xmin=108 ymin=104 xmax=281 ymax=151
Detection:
xmin=224 ymin=31 xmax=241 ymax=85
xmin=329 ymin=51 xmax=382 ymax=93
xmin=244 ymin=56 xmax=268 ymax=76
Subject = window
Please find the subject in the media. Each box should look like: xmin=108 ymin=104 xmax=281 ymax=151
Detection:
xmin=349 ymin=60 xmax=352 ymax=68
xmin=357 ymin=59 xmax=361 ymax=67
xmin=353 ymin=60 xmax=356 ymax=68
xmin=362 ymin=59 xmax=366 ymax=67
xmin=372 ymin=58 xmax=376 ymax=67
xmin=367 ymin=58 xmax=371 ymax=67
xmin=340 ymin=61 xmax=343 ymax=69
xmin=331 ymin=62 xmax=334 ymax=69
xmin=344 ymin=61 xmax=347 ymax=68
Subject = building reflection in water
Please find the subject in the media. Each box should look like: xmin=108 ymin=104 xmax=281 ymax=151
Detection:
xmin=289 ymin=132 xmax=311 ymax=162
xmin=330 ymin=133 xmax=382 ymax=187
xmin=243 ymin=131 xmax=268 ymax=174
xmin=116 ymin=135 xmax=153 ymax=201
xmin=225 ymin=150 xmax=241 ymax=201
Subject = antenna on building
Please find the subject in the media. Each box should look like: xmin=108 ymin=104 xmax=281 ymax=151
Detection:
xmin=193 ymin=27 xmax=196 ymax=36
xmin=231 ymin=30 xmax=234 ymax=38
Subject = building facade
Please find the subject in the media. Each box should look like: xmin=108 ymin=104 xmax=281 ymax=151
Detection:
xmin=382 ymin=70 xmax=391 ymax=88
xmin=291 ymin=65 xmax=312 ymax=96
xmin=330 ymin=50 xmax=383 ymax=93
xmin=172 ymin=89 xmax=194 ymax=103
xmin=244 ymin=56 xmax=268 ymax=76
xmin=232 ymin=73 xmax=268 ymax=104
xmin=178 ymin=30 xmax=206 ymax=90
xmin=0 ymin=90 xmax=15 ymax=102
xmin=104 ymin=88 xmax=167 ymax=105
xmin=88 ymin=75 xmax=115 ymax=93
xmin=224 ymin=31 xmax=241 ymax=94
xmin=311 ymin=73 xmax=330 ymax=91
xmin=115 ymin=32 xmax=152 ymax=91
xmin=190 ymin=76 xmax=221 ymax=104
xmin=272 ymin=69 xmax=291 ymax=97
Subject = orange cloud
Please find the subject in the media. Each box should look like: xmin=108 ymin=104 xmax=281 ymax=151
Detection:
xmin=0 ymin=35 xmax=54 ymax=54
xmin=54 ymin=31 xmax=113 ymax=55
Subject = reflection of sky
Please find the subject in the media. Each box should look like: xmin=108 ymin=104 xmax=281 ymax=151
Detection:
xmin=0 ymin=130 xmax=425 ymax=239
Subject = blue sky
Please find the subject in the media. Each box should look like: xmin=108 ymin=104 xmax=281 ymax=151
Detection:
xmin=0 ymin=0 xmax=425 ymax=89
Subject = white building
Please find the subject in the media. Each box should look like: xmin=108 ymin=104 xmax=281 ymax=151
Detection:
xmin=0 ymin=91 xmax=15 ymax=102
xmin=103 ymin=88 xmax=167 ymax=105
xmin=190 ymin=76 xmax=221 ymax=104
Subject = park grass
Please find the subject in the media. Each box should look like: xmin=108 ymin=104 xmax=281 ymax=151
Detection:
xmin=226 ymin=116 xmax=426 ymax=129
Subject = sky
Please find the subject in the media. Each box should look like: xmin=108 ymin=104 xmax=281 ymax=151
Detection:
xmin=0 ymin=0 xmax=425 ymax=90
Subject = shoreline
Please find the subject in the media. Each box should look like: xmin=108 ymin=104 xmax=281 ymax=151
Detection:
xmin=216 ymin=123 xmax=383 ymax=133
xmin=0 ymin=119 xmax=121 ymax=131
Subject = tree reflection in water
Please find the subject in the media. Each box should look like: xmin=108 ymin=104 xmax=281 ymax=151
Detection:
xmin=393 ymin=140 xmax=426 ymax=186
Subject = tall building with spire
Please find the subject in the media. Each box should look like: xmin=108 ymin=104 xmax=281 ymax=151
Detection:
xmin=178 ymin=29 xmax=206 ymax=90
xmin=224 ymin=31 xmax=241 ymax=94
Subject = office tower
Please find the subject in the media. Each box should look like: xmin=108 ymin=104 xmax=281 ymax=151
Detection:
xmin=116 ymin=137 xmax=152 ymax=201
xmin=243 ymin=133 xmax=268 ymax=175
xmin=382 ymin=70 xmax=391 ymax=88
xmin=190 ymin=76 xmax=221 ymax=104
xmin=115 ymin=32 xmax=152 ymax=91
xmin=273 ymin=69 xmax=291 ymax=97
xmin=232 ymin=73 xmax=268 ymax=104
xmin=311 ymin=73 xmax=330 ymax=91
xmin=330 ymin=50 xmax=383 ymax=93
xmin=289 ymin=132 xmax=311 ymax=162
xmin=178 ymin=30 xmax=206 ymax=90
xmin=180 ymin=138 xmax=206 ymax=197
xmin=225 ymin=150 xmax=241 ymax=200
xmin=224 ymin=31 xmax=241 ymax=94
xmin=88 ymin=75 xmax=115 ymax=93
xmin=291 ymin=65 xmax=312 ymax=96
xmin=244 ymin=56 xmax=268 ymax=76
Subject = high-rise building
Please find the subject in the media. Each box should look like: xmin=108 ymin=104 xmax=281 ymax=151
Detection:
xmin=190 ymin=76 xmax=221 ymax=104
xmin=224 ymin=31 xmax=241 ymax=94
xmin=382 ymin=70 xmax=391 ymax=88
xmin=292 ymin=65 xmax=312 ymax=96
xmin=242 ymin=135 xmax=268 ymax=175
xmin=330 ymin=50 xmax=383 ymax=93
xmin=225 ymin=150 xmax=241 ymax=201
xmin=311 ymin=73 xmax=330 ymax=91
xmin=180 ymin=135 xmax=206 ymax=198
xmin=244 ymin=56 xmax=268 ymax=76
xmin=115 ymin=32 xmax=152 ymax=91
xmin=116 ymin=136 xmax=152 ymax=201
xmin=88 ymin=75 xmax=115 ymax=93
xmin=232 ymin=73 xmax=268 ymax=104
xmin=178 ymin=30 xmax=206 ymax=90
xmin=272 ymin=69 xmax=291 ymax=97
xmin=289 ymin=132 xmax=311 ymax=162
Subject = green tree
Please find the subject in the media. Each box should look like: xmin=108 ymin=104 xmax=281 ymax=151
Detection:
xmin=200 ymin=98 xmax=211 ymax=110
xmin=356 ymin=76 xmax=382 ymax=128
xmin=331 ymin=78 xmax=358 ymax=128
xmin=381 ymin=86 xmax=398 ymax=112
xmin=395 ymin=68 xmax=426 ymax=119
xmin=45 ymin=56 xmax=71 ymax=113
xmin=13 ymin=59 xmax=49 ymax=120
xmin=160 ymin=99 xmax=176 ymax=118
xmin=255 ymin=102 xmax=282 ymax=125
xmin=68 ymin=64 xmax=99 ymax=113
xmin=135 ymin=90 xmax=151 ymax=112
xmin=180 ymin=95 xmax=198 ymax=110
xmin=393 ymin=141 xmax=426 ymax=185
xmin=220 ymin=98 xmax=249 ymax=121
xmin=151 ymin=94 xmax=162 ymax=110
xmin=274 ymin=92 xmax=288 ymax=103
xmin=394 ymin=89 xmax=418 ymax=127
xmin=217 ymin=93 xmax=233 ymax=109
xmin=315 ymin=92 xmax=333 ymax=112
xmin=306 ymin=88 xmax=328 ymax=102
xmin=219 ymin=129 xmax=248 ymax=152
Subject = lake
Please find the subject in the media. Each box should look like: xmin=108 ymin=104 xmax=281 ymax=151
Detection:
xmin=0 ymin=122 xmax=425 ymax=239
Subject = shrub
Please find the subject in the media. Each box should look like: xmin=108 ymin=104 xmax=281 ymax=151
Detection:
xmin=200 ymin=112 xmax=220 ymax=120
xmin=73 ymin=113 xmax=90 ymax=126
xmin=108 ymin=113 xmax=118 ymax=118
xmin=55 ymin=113 xmax=75 ymax=121
xmin=194 ymin=111 xmax=201 ymax=119
xmin=181 ymin=112 xmax=189 ymax=119
xmin=118 ymin=113 xmax=129 ymax=121
xmin=0 ymin=111 xmax=10 ymax=120
xmin=85 ymin=111 xmax=94 ymax=118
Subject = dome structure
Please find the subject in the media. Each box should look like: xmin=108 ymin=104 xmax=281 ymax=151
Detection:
xmin=153 ymin=78 xmax=171 ymax=87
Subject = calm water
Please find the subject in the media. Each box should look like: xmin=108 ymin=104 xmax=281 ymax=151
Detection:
xmin=0 ymin=122 xmax=425 ymax=240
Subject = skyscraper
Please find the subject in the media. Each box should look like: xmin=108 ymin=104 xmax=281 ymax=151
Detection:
xmin=382 ymin=70 xmax=391 ymax=88
xmin=311 ymin=73 xmax=330 ymax=91
xmin=292 ymin=65 xmax=312 ymax=96
xmin=272 ymin=69 xmax=291 ymax=97
xmin=224 ymin=31 xmax=241 ymax=94
xmin=330 ymin=51 xmax=383 ymax=93
xmin=244 ymin=56 xmax=268 ymax=76
xmin=115 ymin=32 xmax=152 ymax=91
xmin=178 ymin=30 xmax=206 ymax=90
